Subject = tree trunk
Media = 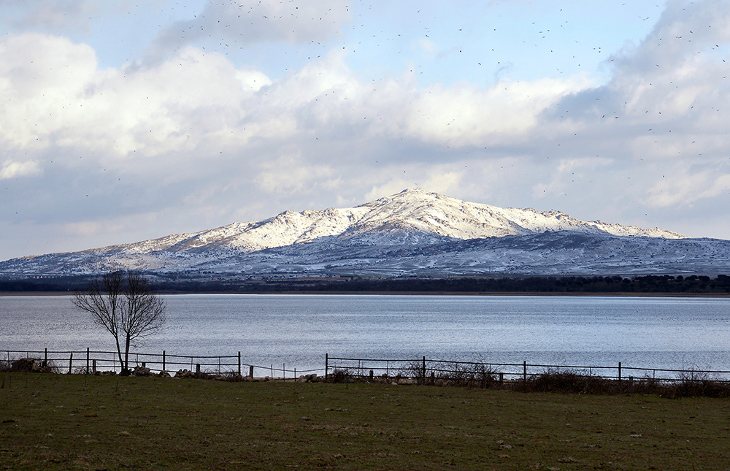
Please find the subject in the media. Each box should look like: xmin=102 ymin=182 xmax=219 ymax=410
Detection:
xmin=122 ymin=334 xmax=131 ymax=376
xmin=114 ymin=336 xmax=124 ymax=374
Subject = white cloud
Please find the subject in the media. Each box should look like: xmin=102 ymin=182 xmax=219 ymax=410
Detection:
xmin=398 ymin=78 xmax=590 ymax=147
xmin=256 ymin=154 xmax=340 ymax=194
xmin=647 ymin=171 xmax=730 ymax=208
xmin=0 ymin=160 xmax=40 ymax=180
xmin=0 ymin=32 xmax=590 ymax=176
xmin=0 ymin=34 xmax=275 ymax=162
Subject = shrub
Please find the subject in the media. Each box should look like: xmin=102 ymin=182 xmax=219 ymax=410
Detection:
xmin=524 ymin=370 xmax=611 ymax=394
xmin=329 ymin=368 xmax=353 ymax=383
xmin=431 ymin=361 xmax=499 ymax=388
xmin=668 ymin=370 xmax=730 ymax=398
xmin=8 ymin=357 xmax=58 ymax=374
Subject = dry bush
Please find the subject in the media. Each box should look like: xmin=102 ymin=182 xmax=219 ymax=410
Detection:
xmin=7 ymin=357 xmax=59 ymax=374
xmin=329 ymin=368 xmax=354 ymax=383
xmin=217 ymin=370 xmax=244 ymax=382
xmin=429 ymin=362 xmax=500 ymax=388
xmin=397 ymin=361 xmax=426 ymax=383
xmin=667 ymin=370 xmax=730 ymax=398
xmin=522 ymin=369 xmax=612 ymax=394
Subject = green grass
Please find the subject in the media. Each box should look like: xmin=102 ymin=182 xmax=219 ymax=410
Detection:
xmin=1 ymin=373 xmax=729 ymax=470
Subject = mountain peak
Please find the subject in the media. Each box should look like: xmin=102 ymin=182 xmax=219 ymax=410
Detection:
xmin=372 ymin=187 xmax=443 ymax=202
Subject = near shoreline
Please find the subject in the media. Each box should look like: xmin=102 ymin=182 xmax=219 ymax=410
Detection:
xmin=2 ymin=290 xmax=730 ymax=298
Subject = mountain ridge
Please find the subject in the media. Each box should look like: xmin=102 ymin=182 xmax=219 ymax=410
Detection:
xmin=2 ymin=188 xmax=724 ymax=279
xmin=35 ymin=188 xmax=686 ymax=254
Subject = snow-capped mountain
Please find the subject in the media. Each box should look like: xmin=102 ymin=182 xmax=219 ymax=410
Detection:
xmin=1 ymin=189 xmax=726 ymax=278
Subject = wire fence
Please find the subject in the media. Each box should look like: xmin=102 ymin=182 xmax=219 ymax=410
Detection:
xmin=0 ymin=348 xmax=323 ymax=380
xmin=3 ymin=348 xmax=730 ymax=385
xmin=325 ymin=354 xmax=730 ymax=384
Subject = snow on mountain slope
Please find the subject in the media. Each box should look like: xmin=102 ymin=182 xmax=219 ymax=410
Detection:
xmin=139 ymin=188 xmax=681 ymax=253
xmin=67 ymin=188 xmax=680 ymax=257
xmin=347 ymin=189 xmax=682 ymax=240
xmin=213 ymin=207 xmax=370 ymax=251
xmin=0 ymin=188 xmax=692 ymax=277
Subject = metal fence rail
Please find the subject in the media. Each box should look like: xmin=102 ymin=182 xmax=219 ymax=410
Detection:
xmin=1 ymin=348 xmax=323 ymax=380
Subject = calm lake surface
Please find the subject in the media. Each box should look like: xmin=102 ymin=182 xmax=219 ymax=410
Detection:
xmin=1 ymin=294 xmax=729 ymax=373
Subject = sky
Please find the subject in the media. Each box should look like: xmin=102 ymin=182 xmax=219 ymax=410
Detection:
xmin=1 ymin=0 xmax=730 ymax=260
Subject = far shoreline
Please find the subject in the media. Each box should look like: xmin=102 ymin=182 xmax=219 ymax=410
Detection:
xmin=2 ymin=290 xmax=729 ymax=298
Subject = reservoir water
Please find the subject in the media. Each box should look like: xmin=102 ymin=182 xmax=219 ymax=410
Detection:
xmin=1 ymin=294 xmax=729 ymax=374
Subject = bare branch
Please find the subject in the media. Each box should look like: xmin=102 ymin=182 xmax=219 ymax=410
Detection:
xmin=70 ymin=270 xmax=166 ymax=374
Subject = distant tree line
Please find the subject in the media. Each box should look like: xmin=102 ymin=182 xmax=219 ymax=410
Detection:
xmin=2 ymin=274 xmax=729 ymax=294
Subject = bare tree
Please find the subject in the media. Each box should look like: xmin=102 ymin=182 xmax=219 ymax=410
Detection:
xmin=72 ymin=271 xmax=166 ymax=375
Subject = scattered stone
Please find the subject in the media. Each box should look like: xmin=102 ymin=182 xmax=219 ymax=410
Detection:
xmin=9 ymin=358 xmax=53 ymax=373
xmin=131 ymin=366 xmax=151 ymax=377
xmin=173 ymin=368 xmax=211 ymax=379
xmin=175 ymin=369 xmax=195 ymax=378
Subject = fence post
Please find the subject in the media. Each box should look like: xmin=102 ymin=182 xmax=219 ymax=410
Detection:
xmin=369 ymin=369 xmax=374 ymax=381
xmin=237 ymin=352 xmax=241 ymax=376
xmin=44 ymin=347 xmax=48 ymax=367
xmin=325 ymin=353 xmax=329 ymax=380
xmin=422 ymin=356 xmax=426 ymax=385
xmin=523 ymin=361 xmax=527 ymax=384
xmin=92 ymin=359 xmax=97 ymax=374
xmin=618 ymin=362 xmax=622 ymax=382
xmin=163 ymin=350 xmax=166 ymax=372
xmin=195 ymin=363 xmax=200 ymax=375
xmin=249 ymin=365 xmax=254 ymax=379
xmin=283 ymin=363 xmax=286 ymax=381
xmin=69 ymin=352 xmax=73 ymax=374
xmin=86 ymin=348 xmax=90 ymax=374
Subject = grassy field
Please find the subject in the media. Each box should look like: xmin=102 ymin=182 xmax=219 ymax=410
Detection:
xmin=1 ymin=373 xmax=729 ymax=470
